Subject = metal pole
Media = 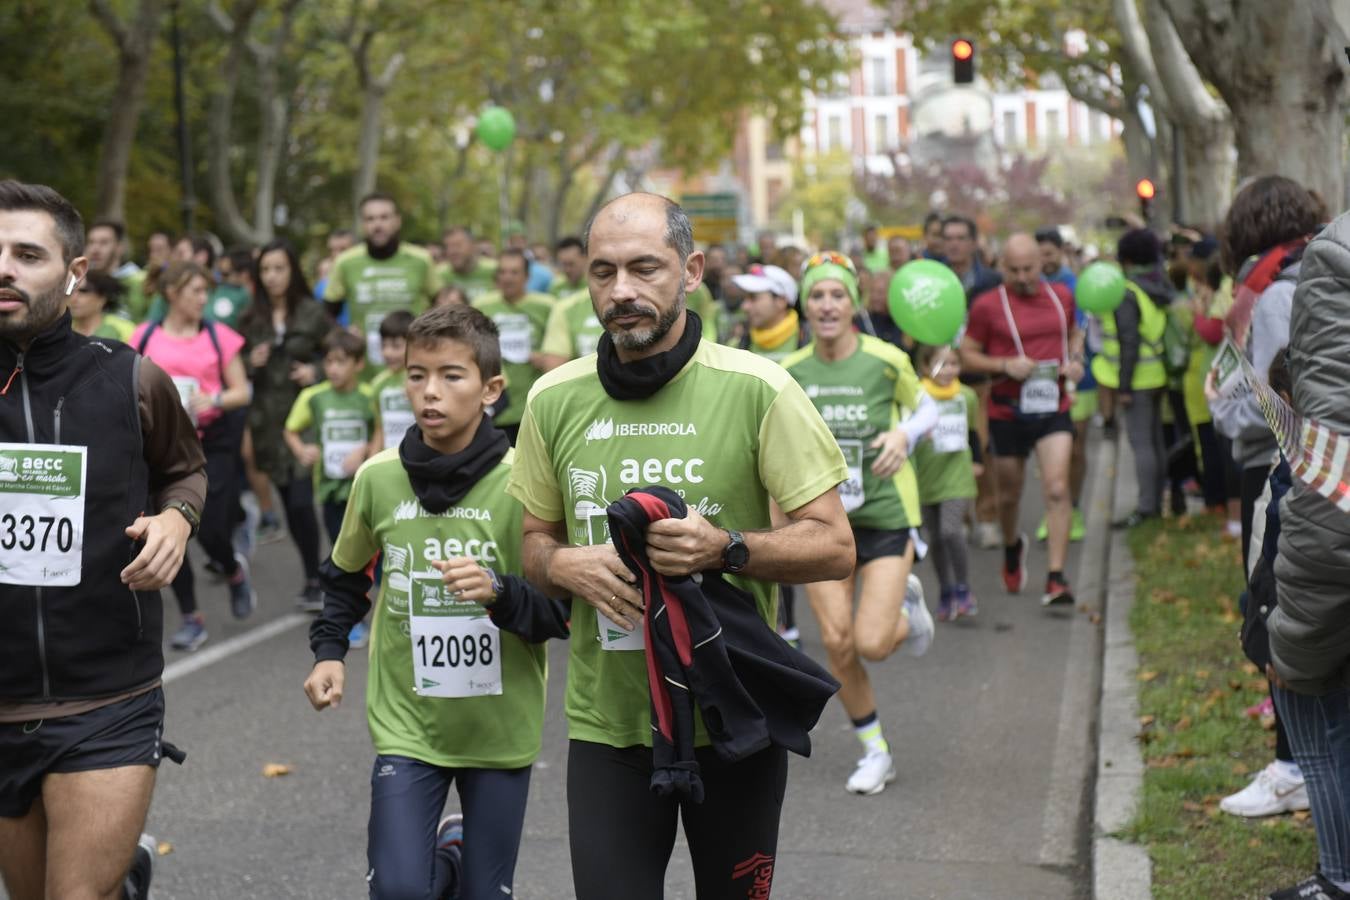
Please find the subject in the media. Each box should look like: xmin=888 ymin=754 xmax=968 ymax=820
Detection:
xmin=171 ymin=0 xmax=196 ymax=234
xmin=1170 ymin=119 xmax=1185 ymax=226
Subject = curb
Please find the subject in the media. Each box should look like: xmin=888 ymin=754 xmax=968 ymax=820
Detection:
xmin=1092 ymin=436 xmax=1153 ymax=899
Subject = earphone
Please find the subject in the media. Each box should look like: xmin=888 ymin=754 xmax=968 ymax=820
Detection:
xmin=64 ymin=274 xmax=77 ymax=296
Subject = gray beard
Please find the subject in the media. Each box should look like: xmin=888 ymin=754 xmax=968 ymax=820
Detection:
xmin=0 ymin=280 xmax=66 ymax=344
xmin=609 ymin=285 xmax=686 ymax=353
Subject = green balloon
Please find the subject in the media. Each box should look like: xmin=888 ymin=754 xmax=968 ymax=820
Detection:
xmin=1075 ymin=261 xmax=1127 ymax=315
xmin=476 ymin=107 xmax=516 ymax=152
xmin=888 ymin=259 xmax=967 ymax=345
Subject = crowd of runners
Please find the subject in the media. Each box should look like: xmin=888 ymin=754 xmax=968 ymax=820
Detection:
xmin=2 ymin=172 xmax=1344 ymax=900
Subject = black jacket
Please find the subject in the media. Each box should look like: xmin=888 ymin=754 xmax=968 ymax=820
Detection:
xmin=607 ymin=487 xmax=839 ymax=801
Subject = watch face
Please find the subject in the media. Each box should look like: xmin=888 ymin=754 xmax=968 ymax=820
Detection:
xmin=725 ymin=535 xmax=750 ymax=570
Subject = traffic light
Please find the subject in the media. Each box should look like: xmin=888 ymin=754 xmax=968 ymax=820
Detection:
xmin=952 ymin=39 xmax=975 ymax=84
xmin=1135 ymin=178 xmax=1156 ymax=219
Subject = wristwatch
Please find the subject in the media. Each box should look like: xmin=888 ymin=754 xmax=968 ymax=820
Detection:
xmin=162 ymin=500 xmax=201 ymax=538
xmin=721 ymin=529 xmax=749 ymax=574
xmin=484 ymin=567 xmax=504 ymax=603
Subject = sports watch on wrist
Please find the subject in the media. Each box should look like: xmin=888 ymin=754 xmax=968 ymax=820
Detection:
xmin=484 ymin=567 xmax=504 ymax=603
xmin=721 ymin=529 xmax=749 ymax=574
xmin=162 ymin=500 xmax=201 ymax=538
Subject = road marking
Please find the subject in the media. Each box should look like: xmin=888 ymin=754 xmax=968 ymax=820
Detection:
xmin=163 ymin=613 xmax=310 ymax=686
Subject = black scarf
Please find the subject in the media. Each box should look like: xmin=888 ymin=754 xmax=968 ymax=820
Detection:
xmin=367 ymin=235 xmax=401 ymax=261
xmin=398 ymin=414 xmax=509 ymax=513
xmin=596 ymin=310 xmax=702 ymax=401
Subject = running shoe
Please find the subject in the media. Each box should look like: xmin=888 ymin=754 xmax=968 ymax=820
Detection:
xmin=170 ymin=615 xmax=208 ymax=652
xmin=1002 ymin=534 xmax=1028 ymax=594
xmin=1220 ymin=761 xmax=1309 ymax=817
xmin=203 ymin=558 xmax=227 ymax=580
xmin=232 ymin=495 xmax=259 ymax=561
xmin=122 ymin=832 xmax=155 ymax=900
xmin=975 ymin=521 xmax=1002 ymax=550
xmin=228 ymin=553 xmax=257 ymax=620
xmin=935 ymin=587 xmax=955 ymax=623
xmin=1267 ymin=873 xmax=1350 ymax=900
xmin=955 ymin=584 xmax=978 ymax=619
xmin=903 ymin=575 xmax=934 ymax=658
xmin=1041 ymin=574 xmax=1075 ymax=607
xmin=297 ymin=582 xmax=324 ymax=614
xmin=1070 ymin=508 xmax=1086 ymax=542
xmin=845 ymin=749 xmax=896 ymax=795
xmin=349 ymin=621 xmax=370 ymax=649
xmin=436 ymin=812 xmax=464 ymax=852
xmin=257 ymin=511 xmax=287 ymax=545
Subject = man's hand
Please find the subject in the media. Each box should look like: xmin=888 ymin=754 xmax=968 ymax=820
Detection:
xmin=120 ymin=510 xmax=192 ymax=591
xmin=549 ymin=543 xmax=643 ymax=630
xmin=645 ymin=506 xmax=725 ymax=578
xmin=1004 ymin=356 xmax=1036 ymax=381
xmin=869 ymin=428 xmax=910 ymax=479
xmin=1065 ymin=359 xmax=1085 ymax=384
xmin=433 ymin=558 xmax=496 ymax=605
xmin=304 ymin=660 xmax=346 ymax=710
xmin=1203 ymin=368 xmax=1221 ymax=403
xmin=296 ymin=443 xmax=321 ymax=467
xmin=290 ymin=362 xmax=317 ymax=386
xmin=341 ymin=444 xmax=366 ymax=475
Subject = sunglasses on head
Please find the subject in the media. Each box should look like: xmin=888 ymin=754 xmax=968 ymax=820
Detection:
xmin=800 ymin=251 xmax=856 ymax=278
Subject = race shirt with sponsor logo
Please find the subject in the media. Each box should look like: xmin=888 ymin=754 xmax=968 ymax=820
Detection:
xmin=912 ymin=383 xmax=979 ymax=505
xmin=325 ymin=244 xmax=437 ymax=365
xmin=507 ymin=337 xmax=847 ymax=749
xmin=472 ymin=291 xmax=555 ymax=427
xmin=284 ymin=382 xmax=376 ymax=503
xmin=331 ymin=448 xmax=548 ymax=769
xmin=540 ymin=289 xmax=605 ymax=361
xmin=371 ymin=368 xmax=414 ymax=450
xmin=782 ymin=334 xmax=923 ymax=530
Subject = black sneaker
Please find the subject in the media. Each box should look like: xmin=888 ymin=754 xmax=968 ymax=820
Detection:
xmin=296 ymin=581 xmax=324 ymax=614
xmin=1112 ymin=510 xmax=1157 ymax=530
xmin=1269 ymin=873 xmax=1350 ymax=900
xmin=122 ymin=832 xmax=155 ymax=900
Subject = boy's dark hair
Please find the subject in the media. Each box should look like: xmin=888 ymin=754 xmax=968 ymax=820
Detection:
xmin=227 ymin=246 xmax=254 ymax=274
xmin=1268 ymin=345 xmax=1293 ymax=403
xmin=378 ymin=309 xmax=415 ymax=340
xmin=81 ymin=270 xmax=125 ymax=311
xmin=0 ymin=180 xmax=86 ymax=261
xmin=1117 ymin=228 xmax=1163 ymax=267
xmin=322 ymin=328 xmax=367 ymax=361
xmin=915 ymin=343 xmax=952 ymax=371
xmin=406 ymin=305 xmax=502 ymax=380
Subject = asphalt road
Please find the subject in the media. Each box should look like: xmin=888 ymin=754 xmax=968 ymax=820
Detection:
xmin=30 ymin=447 xmax=1104 ymax=900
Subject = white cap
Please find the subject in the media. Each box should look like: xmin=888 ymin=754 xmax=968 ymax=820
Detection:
xmin=731 ymin=264 xmax=798 ymax=305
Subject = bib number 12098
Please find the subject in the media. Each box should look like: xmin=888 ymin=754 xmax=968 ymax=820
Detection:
xmin=415 ymin=632 xmax=495 ymax=669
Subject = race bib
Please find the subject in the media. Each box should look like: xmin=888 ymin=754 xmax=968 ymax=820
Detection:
xmin=365 ymin=313 xmax=387 ymax=366
xmin=321 ymin=419 xmax=366 ymax=480
xmin=1020 ymin=361 xmax=1061 ymax=415
xmin=576 ymin=331 xmax=601 ymax=357
xmin=0 ymin=443 xmax=87 ymax=586
xmin=597 ymin=610 xmax=645 ymax=651
xmin=837 ymin=439 xmax=865 ymax=514
xmin=408 ymin=570 xmax=502 ymax=697
xmin=497 ymin=313 xmax=533 ymax=365
xmin=933 ymin=401 xmax=968 ymax=454
xmin=379 ymin=387 xmax=415 ymax=449
xmin=170 ymin=376 xmax=199 ymax=426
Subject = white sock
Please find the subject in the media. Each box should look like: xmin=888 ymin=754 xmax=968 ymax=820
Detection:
xmin=1272 ymin=759 xmax=1302 ymax=781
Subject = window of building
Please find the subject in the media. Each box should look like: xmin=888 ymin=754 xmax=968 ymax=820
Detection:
xmin=1045 ymin=109 xmax=1061 ymax=144
xmin=766 ymin=140 xmax=785 ymax=161
xmin=827 ymin=115 xmax=844 ymax=150
xmin=874 ymin=114 xmax=890 ymax=152
xmin=870 ymin=57 xmax=888 ymax=96
xmin=1003 ymin=110 xmax=1018 ymax=146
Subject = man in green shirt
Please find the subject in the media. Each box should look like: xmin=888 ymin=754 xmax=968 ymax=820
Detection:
xmin=729 ymin=263 xmax=803 ymax=362
xmin=507 ymin=191 xmax=854 ymax=899
xmin=323 ymin=192 xmax=437 ymax=367
xmin=549 ymin=235 xmax=586 ymax=296
xmin=538 ymin=288 xmax=604 ymax=370
xmin=471 ymin=249 xmax=554 ymax=443
xmin=438 ymin=226 xmax=498 ymax=301
xmin=861 ymin=223 xmax=889 ymax=273
xmin=84 ymin=219 xmax=151 ymax=322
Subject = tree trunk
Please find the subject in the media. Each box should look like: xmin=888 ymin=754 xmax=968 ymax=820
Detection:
xmin=89 ymin=0 xmax=168 ymax=223
xmin=207 ymin=2 xmax=261 ymax=246
xmin=353 ymin=86 xmax=385 ymax=218
xmin=1118 ymin=104 xmax=1154 ymax=188
xmin=1176 ymin=117 xmax=1234 ymax=230
xmin=1231 ymin=96 xmax=1345 ymax=209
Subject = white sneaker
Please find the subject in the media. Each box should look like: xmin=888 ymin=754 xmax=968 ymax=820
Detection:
xmin=1219 ymin=761 xmax=1309 ymax=817
xmin=975 ymin=522 xmax=1002 ymax=550
xmin=903 ymin=575 xmax=934 ymax=658
xmin=846 ymin=749 xmax=896 ymax=795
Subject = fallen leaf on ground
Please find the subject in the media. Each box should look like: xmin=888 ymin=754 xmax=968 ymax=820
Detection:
xmin=1139 ymin=714 xmax=1156 ymax=728
xmin=156 ymin=842 xmax=174 ymax=856
xmin=1138 ymin=670 xmax=1159 ymax=682
xmin=1173 ymin=715 xmax=1192 ymax=731
xmin=262 ymin=763 xmax=293 ymax=778
xmin=1193 ymin=669 xmax=1210 ymax=680
xmin=1089 ymin=612 xmax=1102 ymax=625
xmin=1182 ymin=800 xmax=1204 ymax=813
xmin=1293 ymin=810 xmax=1311 ymax=823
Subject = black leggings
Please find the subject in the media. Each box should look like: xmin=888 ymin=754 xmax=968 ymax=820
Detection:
xmin=366 ymin=754 xmax=532 ymax=900
xmin=275 ymin=475 xmax=320 ymax=583
xmin=1195 ymin=423 xmax=1229 ymax=509
xmin=567 ymin=740 xmax=787 ymax=900
xmin=170 ymin=422 xmax=243 ymax=616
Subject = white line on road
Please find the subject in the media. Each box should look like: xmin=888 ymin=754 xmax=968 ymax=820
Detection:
xmin=162 ymin=613 xmax=310 ymax=686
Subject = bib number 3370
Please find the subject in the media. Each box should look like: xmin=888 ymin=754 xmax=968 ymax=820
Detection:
xmin=0 ymin=443 xmax=86 ymax=587
xmin=409 ymin=571 xmax=502 ymax=697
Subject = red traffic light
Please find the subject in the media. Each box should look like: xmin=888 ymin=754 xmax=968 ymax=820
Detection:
xmin=1135 ymin=178 xmax=1156 ymax=201
xmin=952 ymin=39 xmax=974 ymax=61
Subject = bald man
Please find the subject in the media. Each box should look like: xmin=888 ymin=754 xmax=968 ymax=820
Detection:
xmin=959 ymin=233 xmax=1085 ymax=607
xmin=507 ymin=192 xmax=852 ymax=899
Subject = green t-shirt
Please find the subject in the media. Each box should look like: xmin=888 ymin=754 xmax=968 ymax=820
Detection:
xmin=145 ymin=283 xmax=251 ymax=328
xmin=506 ymin=338 xmax=847 ymax=749
xmin=540 ymin=290 xmax=604 ymax=360
xmin=284 ymin=382 xmax=376 ymax=503
xmin=326 ymin=244 xmax=437 ymax=365
xmin=472 ymin=292 xmax=555 ymax=427
xmin=331 ymin=448 xmax=549 ymax=769
xmin=912 ymin=384 xmax=979 ymax=505
xmin=437 ymin=258 xmax=498 ymax=301
xmin=371 ymin=368 xmax=414 ymax=450
xmin=864 ymin=243 xmax=890 ymax=274
xmin=550 ymin=274 xmax=585 ymax=297
xmin=687 ymin=282 xmax=722 ymax=342
xmin=89 ymin=314 xmax=137 ymax=343
xmin=120 ymin=270 xmax=150 ymax=323
xmin=782 ymin=334 xmax=923 ymax=530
